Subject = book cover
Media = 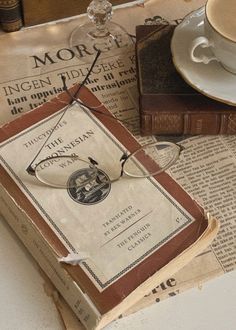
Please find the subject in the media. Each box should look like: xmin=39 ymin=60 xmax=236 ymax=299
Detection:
xmin=136 ymin=24 xmax=236 ymax=135
xmin=0 ymin=84 xmax=219 ymax=329
xmin=0 ymin=0 xmax=22 ymax=32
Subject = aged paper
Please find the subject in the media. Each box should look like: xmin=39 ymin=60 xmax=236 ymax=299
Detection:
xmin=0 ymin=0 xmax=204 ymax=140
xmin=126 ymin=135 xmax=236 ymax=314
xmin=0 ymin=101 xmax=195 ymax=290
xmin=1 ymin=0 xmax=235 ymax=323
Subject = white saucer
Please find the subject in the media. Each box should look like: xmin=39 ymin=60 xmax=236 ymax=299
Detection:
xmin=171 ymin=7 xmax=236 ymax=106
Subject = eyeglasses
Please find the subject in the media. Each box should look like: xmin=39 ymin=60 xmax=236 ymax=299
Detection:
xmin=26 ymin=52 xmax=184 ymax=189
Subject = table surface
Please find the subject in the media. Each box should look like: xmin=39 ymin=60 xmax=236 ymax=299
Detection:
xmin=0 ymin=1 xmax=235 ymax=328
xmin=0 ymin=215 xmax=235 ymax=330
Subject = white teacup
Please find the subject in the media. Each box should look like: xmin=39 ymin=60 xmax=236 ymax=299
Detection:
xmin=189 ymin=0 xmax=236 ymax=74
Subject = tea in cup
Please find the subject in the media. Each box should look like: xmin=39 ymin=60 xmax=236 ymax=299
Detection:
xmin=189 ymin=0 xmax=236 ymax=74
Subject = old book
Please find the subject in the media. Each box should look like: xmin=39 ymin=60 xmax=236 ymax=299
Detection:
xmin=0 ymin=84 xmax=219 ymax=329
xmin=136 ymin=24 xmax=236 ymax=135
xmin=22 ymin=0 xmax=142 ymax=27
xmin=0 ymin=0 xmax=22 ymax=32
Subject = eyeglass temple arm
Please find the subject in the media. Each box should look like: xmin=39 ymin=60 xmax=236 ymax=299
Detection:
xmin=62 ymin=76 xmax=135 ymax=132
xmin=25 ymin=52 xmax=102 ymax=178
xmin=61 ymin=54 xmax=131 ymax=127
xmin=61 ymin=50 xmax=101 ymax=102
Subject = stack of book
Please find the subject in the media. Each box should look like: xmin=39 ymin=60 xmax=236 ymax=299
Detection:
xmin=0 ymin=9 xmax=223 ymax=330
xmin=136 ymin=24 xmax=236 ymax=135
xmin=0 ymin=82 xmax=219 ymax=329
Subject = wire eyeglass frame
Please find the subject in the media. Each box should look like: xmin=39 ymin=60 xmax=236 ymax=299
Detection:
xmin=26 ymin=51 xmax=184 ymax=189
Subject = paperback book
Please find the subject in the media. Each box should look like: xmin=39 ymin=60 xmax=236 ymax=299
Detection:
xmin=0 ymin=84 xmax=219 ymax=329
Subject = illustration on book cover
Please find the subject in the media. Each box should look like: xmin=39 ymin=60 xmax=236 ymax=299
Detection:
xmin=67 ymin=169 xmax=111 ymax=205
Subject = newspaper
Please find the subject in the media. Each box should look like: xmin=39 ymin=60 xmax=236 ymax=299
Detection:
xmin=0 ymin=0 xmax=235 ymax=323
xmin=127 ymin=135 xmax=236 ymax=314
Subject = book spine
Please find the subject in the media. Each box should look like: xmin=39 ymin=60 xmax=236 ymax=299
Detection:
xmin=0 ymin=183 xmax=101 ymax=330
xmin=141 ymin=112 xmax=236 ymax=135
xmin=0 ymin=0 xmax=23 ymax=32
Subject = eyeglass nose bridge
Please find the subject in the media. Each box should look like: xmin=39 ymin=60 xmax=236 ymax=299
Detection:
xmin=88 ymin=157 xmax=98 ymax=166
xmin=26 ymin=165 xmax=36 ymax=176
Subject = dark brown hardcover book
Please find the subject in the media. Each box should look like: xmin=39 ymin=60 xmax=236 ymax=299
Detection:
xmin=0 ymin=0 xmax=22 ymax=32
xmin=22 ymin=0 xmax=141 ymax=27
xmin=136 ymin=24 xmax=236 ymax=135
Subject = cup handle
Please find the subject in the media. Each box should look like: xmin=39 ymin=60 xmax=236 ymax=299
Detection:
xmin=189 ymin=36 xmax=219 ymax=64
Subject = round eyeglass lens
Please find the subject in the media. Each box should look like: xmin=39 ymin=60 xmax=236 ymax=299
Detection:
xmin=123 ymin=142 xmax=181 ymax=178
xmin=34 ymin=155 xmax=98 ymax=188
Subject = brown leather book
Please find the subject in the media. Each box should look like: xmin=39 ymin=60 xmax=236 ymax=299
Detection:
xmin=136 ymin=24 xmax=236 ymax=135
xmin=0 ymin=83 xmax=218 ymax=329
xmin=0 ymin=0 xmax=23 ymax=32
